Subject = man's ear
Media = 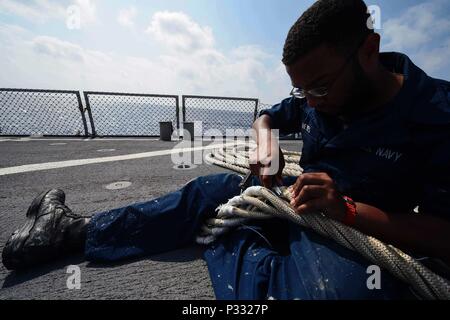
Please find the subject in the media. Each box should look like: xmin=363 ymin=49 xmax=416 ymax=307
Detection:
xmin=358 ymin=33 xmax=380 ymax=71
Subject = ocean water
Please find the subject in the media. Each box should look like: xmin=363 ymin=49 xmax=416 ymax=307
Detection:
xmin=90 ymin=103 xmax=259 ymax=136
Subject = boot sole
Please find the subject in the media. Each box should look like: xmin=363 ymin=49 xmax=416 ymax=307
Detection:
xmin=2 ymin=190 xmax=55 ymax=270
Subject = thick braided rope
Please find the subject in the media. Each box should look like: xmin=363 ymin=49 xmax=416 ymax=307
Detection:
xmin=205 ymin=146 xmax=303 ymax=176
xmin=199 ymin=147 xmax=450 ymax=300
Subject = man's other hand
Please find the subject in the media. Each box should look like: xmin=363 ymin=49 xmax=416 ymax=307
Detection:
xmin=289 ymin=172 xmax=347 ymax=222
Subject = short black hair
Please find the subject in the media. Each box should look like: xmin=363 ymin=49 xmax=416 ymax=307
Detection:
xmin=282 ymin=0 xmax=374 ymax=66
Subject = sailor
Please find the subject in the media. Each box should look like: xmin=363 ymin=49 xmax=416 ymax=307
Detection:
xmin=3 ymin=0 xmax=450 ymax=299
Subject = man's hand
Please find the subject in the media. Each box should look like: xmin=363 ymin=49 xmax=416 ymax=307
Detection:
xmin=251 ymin=114 xmax=285 ymax=189
xmin=289 ymin=172 xmax=347 ymax=222
xmin=249 ymin=144 xmax=285 ymax=189
xmin=288 ymin=174 xmax=450 ymax=264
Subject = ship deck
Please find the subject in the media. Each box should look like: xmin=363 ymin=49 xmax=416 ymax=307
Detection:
xmin=0 ymin=137 xmax=302 ymax=300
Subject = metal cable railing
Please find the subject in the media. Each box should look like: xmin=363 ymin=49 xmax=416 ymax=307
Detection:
xmin=84 ymin=91 xmax=179 ymax=137
xmin=0 ymin=88 xmax=88 ymax=137
xmin=182 ymin=95 xmax=259 ymax=137
xmin=0 ymin=88 xmax=301 ymax=140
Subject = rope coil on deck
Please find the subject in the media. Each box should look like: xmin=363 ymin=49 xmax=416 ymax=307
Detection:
xmin=198 ymin=146 xmax=450 ymax=300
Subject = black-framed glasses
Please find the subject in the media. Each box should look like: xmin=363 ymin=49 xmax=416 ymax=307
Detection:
xmin=290 ymin=42 xmax=363 ymax=99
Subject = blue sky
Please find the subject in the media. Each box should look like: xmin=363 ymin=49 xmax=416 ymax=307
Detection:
xmin=0 ymin=0 xmax=449 ymax=104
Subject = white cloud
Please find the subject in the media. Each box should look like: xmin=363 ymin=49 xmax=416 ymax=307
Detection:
xmin=414 ymin=39 xmax=450 ymax=74
xmin=0 ymin=22 xmax=30 ymax=43
xmin=32 ymin=36 xmax=86 ymax=62
xmin=30 ymin=35 xmax=113 ymax=68
xmin=146 ymin=11 xmax=215 ymax=53
xmin=231 ymin=45 xmax=272 ymax=61
xmin=0 ymin=11 xmax=291 ymax=104
xmin=118 ymin=6 xmax=137 ymax=28
xmin=143 ymin=11 xmax=290 ymax=101
xmin=74 ymin=0 xmax=96 ymax=26
xmin=383 ymin=2 xmax=449 ymax=51
xmin=0 ymin=0 xmax=66 ymax=23
xmin=382 ymin=0 xmax=450 ymax=78
xmin=0 ymin=0 xmax=97 ymax=27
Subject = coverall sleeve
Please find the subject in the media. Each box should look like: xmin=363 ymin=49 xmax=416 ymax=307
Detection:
xmin=419 ymin=137 xmax=450 ymax=220
xmin=418 ymin=82 xmax=450 ymax=219
xmin=259 ymin=97 xmax=303 ymax=136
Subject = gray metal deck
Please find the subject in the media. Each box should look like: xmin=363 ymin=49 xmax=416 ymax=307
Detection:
xmin=0 ymin=137 xmax=302 ymax=300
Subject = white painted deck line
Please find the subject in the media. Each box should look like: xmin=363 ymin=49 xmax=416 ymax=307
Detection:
xmin=0 ymin=138 xmax=162 ymax=142
xmin=0 ymin=141 xmax=247 ymax=176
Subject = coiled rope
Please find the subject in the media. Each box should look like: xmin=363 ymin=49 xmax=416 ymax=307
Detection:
xmin=198 ymin=146 xmax=450 ymax=300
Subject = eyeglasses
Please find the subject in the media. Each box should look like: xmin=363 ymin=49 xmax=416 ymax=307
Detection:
xmin=290 ymin=42 xmax=363 ymax=100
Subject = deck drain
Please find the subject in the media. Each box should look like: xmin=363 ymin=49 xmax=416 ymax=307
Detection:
xmin=105 ymin=181 xmax=132 ymax=190
xmin=97 ymin=149 xmax=116 ymax=152
xmin=174 ymin=164 xmax=198 ymax=171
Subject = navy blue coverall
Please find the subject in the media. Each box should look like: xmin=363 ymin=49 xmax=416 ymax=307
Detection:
xmin=85 ymin=52 xmax=450 ymax=299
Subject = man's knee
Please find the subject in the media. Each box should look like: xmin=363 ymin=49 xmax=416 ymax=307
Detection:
xmin=188 ymin=173 xmax=243 ymax=201
xmin=188 ymin=173 xmax=242 ymax=185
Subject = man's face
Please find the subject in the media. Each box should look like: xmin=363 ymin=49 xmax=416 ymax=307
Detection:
xmin=286 ymin=44 xmax=373 ymax=117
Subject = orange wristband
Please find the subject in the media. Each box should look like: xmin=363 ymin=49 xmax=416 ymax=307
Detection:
xmin=342 ymin=196 xmax=357 ymax=226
